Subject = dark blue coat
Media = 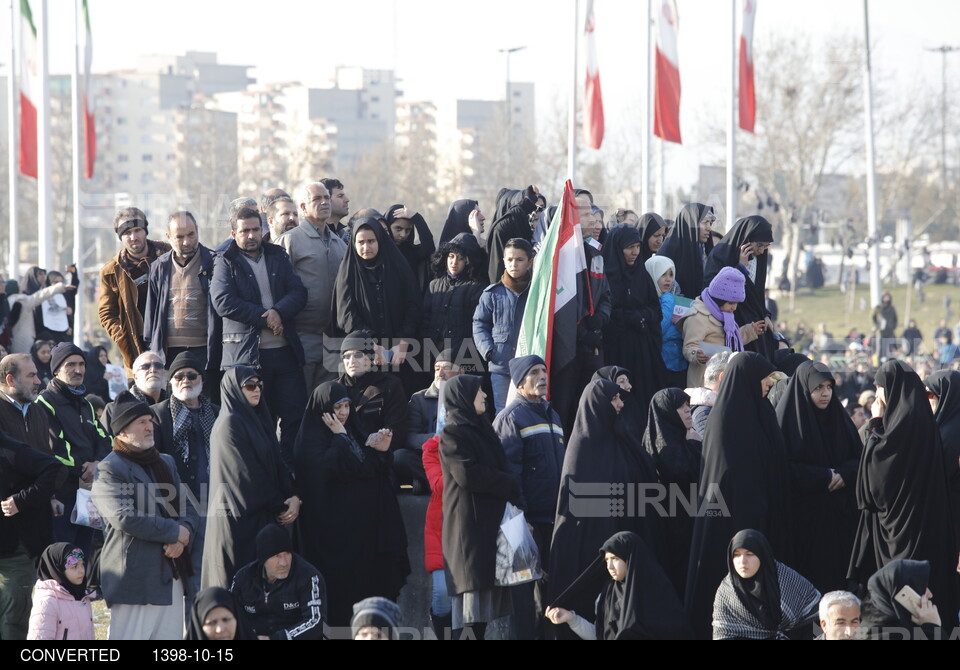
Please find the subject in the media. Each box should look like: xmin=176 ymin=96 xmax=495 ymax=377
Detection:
xmin=143 ymin=245 xmax=222 ymax=369
xmin=210 ymin=241 xmax=307 ymax=369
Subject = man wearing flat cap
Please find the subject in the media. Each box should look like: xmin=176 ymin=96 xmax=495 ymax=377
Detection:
xmin=92 ymin=390 xmax=199 ymax=640
xmin=98 ymin=206 xmax=171 ymax=378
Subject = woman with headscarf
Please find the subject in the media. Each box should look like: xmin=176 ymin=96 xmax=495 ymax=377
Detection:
xmin=591 ymin=365 xmax=643 ymax=436
xmin=201 ymin=366 xmax=298 ymax=590
xmin=637 ymin=213 xmax=669 ymax=267
xmin=549 ymin=380 xmax=666 ymax=632
xmin=657 ymin=203 xmax=716 ymax=296
xmin=643 ymin=388 xmax=702 ymax=595
xmin=439 ymin=375 xmax=520 ymax=640
xmin=293 ymin=380 xmax=409 ymax=627
xmin=645 ymin=255 xmax=687 ymax=388
xmin=421 ymin=233 xmax=487 ymax=369
xmin=859 ymin=559 xmax=946 ymax=639
xmin=333 ymin=217 xmax=422 ymax=389
xmin=703 ymin=215 xmax=778 ymax=361
xmin=82 ymin=345 xmax=111 ymax=401
xmin=925 ymin=369 xmax=960 ymax=543
xmin=30 ymin=339 xmax=54 ymax=388
xmin=385 ymin=204 xmax=436 ymax=295
xmin=35 ymin=270 xmax=76 ymax=343
xmin=185 ymin=587 xmax=253 ymax=641
xmin=848 ymin=360 xmax=959 ymax=627
xmin=27 ymin=543 xmax=95 ymax=640
xmin=546 ymin=531 xmax=692 ymax=640
xmin=775 ymin=361 xmax=861 ymax=594
xmin=602 ymin=224 xmax=666 ymax=421
xmin=486 ymin=186 xmax=539 ymax=284
xmin=439 ymin=198 xmax=487 ymax=249
xmin=712 ymin=529 xmax=820 ymax=640
xmin=684 ymin=352 xmax=792 ymax=638
xmin=7 ymin=273 xmax=69 ymax=354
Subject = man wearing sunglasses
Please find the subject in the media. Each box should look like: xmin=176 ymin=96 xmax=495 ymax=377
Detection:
xmin=150 ymin=351 xmax=217 ymax=594
xmin=101 ymin=351 xmax=168 ymax=435
xmin=99 ymin=207 xmax=172 ymax=378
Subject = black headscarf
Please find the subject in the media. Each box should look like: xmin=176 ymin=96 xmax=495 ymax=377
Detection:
xmin=658 ymin=203 xmax=714 ymax=296
xmin=186 ymin=587 xmax=253 ymax=641
xmin=82 ymin=345 xmax=110 ymax=401
xmin=726 ymin=529 xmax=781 ymax=632
xmin=704 ymin=216 xmax=776 ymax=360
xmin=638 ymin=213 xmax=667 ymax=265
xmin=643 ymin=388 xmax=699 ymax=485
xmin=685 ymin=351 xmax=791 ymax=638
xmin=552 ymin=531 xmax=692 ymax=640
xmin=926 ymin=370 xmax=960 ymax=481
xmin=591 ymin=365 xmax=644 ymax=436
xmin=849 ymin=360 xmax=959 ymax=627
xmin=429 ymin=233 xmax=487 ymax=283
xmin=549 ymin=380 xmax=665 ymax=621
xmin=439 ymin=199 xmax=479 ymax=244
xmin=332 ymin=218 xmax=421 ymax=340
xmin=863 ymin=559 xmax=932 ymax=630
xmin=295 ymin=381 xmax=355 ymax=469
xmin=30 ymin=340 xmax=54 ymax=386
xmin=774 ymin=351 xmax=809 ymax=376
xmin=37 ymin=542 xmax=87 ymax=601
xmin=20 ymin=266 xmax=46 ymax=295
xmin=602 ymin=224 xmax=664 ymax=415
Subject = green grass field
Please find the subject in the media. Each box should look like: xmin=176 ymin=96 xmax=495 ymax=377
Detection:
xmin=772 ymin=283 xmax=957 ymax=354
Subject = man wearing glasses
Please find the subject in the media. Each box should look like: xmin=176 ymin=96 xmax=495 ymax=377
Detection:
xmin=99 ymin=207 xmax=172 ymax=378
xmin=102 ymin=351 xmax=168 ymax=432
xmin=150 ymin=351 xmax=218 ymax=593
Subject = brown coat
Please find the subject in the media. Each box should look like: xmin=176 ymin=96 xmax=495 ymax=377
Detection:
xmin=98 ymin=241 xmax=170 ymax=376
xmin=679 ymin=298 xmax=758 ymax=388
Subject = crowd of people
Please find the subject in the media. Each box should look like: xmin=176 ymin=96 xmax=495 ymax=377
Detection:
xmin=1 ymin=180 xmax=958 ymax=641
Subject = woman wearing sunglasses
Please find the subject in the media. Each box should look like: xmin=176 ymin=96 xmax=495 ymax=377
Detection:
xmin=201 ymin=366 xmax=299 ymax=590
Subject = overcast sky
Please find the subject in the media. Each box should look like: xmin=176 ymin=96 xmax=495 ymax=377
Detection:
xmin=2 ymin=0 xmax=957 ymax=189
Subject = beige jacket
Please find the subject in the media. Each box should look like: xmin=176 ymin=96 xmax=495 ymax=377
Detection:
xmin=679 ymin=298 xmax=758 ymax=387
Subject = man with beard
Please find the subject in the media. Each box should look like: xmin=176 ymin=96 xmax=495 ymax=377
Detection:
xmin=102 ymin=351 xmax=167 ymax=435
xmin=0 ymin=354 xmax=60 ymax=454
xmin=151 ymin=352 xmax=218 ymax=594
xmin=99 ymin=207 xmax=171 ymax=378
xmin=817 ymin=591 xmax=861 ymax=640
xmin=493 ymin=355 xmax=564 ymax=639
xmin=210 ymin=206 xmax=307 ymax=469
xmin=143 ymin=211 xmax=222 ymax=393
xmin=321 ymin=177 xmax=352 ymax=245
xmin=93 ymin=391 xmax=198 ymax=640
xmin=266 ymin=196 xmax=299 ymax=240
xmin=36 ymin=343 xmax=112 ymax=549
xmin=276 ymin=182 xmax=347 ymax=392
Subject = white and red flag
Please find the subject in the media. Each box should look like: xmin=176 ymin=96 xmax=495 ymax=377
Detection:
xmin=739 ymin=0 xmax=757 ymax=133
xmin=19 ymin=0 xmax=38 ymax=178
xmin=583 ymin=0 xmax=604 ymax=149
xmin=654 ymin=0 xmax=681 ymax=144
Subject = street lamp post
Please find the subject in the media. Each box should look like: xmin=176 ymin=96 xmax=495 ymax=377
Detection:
xmin=925 ymin=45 xmax=959 ymax=197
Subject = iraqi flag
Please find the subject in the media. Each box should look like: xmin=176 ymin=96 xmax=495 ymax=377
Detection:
xmin=82 ymin=0 xmax=95 ymax=178
xmin=739 ymin=0 xmax=757 ymax=133
xmin=19 ymin=0 xmax=39 ymax=178
xmin=516 ymin=180 xmax=588 ymax=398
xmin=654 ymin=0 xmax=681 ymax=144
xmin=582 ymin=0 xmax=604 ymax=150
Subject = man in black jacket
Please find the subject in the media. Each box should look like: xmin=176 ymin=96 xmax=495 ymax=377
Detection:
xmin=0 ymin=429 xmax=64 ymax=639
xmin=35 ymin=343 xmax=112 ymax=550
xmin=231 ymin=524 xmax=326 ymax=640
xmin=151 ymin=352 xmax=217 ymax=594
xmin=210 ymin=206 xmax=308 ymax=466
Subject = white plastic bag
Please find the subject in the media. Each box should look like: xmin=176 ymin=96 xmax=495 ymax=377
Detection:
xmin=495 ymin=503 xmax=542 ymax=586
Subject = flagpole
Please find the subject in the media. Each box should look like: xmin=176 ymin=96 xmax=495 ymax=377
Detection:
xmin=71 ymin=0 xmax=84 ymax=347
xmin=567 ymin=0 xmax=579 ymax=182
xmin=862 ymin=0 xmax=881 ymax=310
xmin=726 ymin=0 xmax=737 ymax=230
xmin=656 ymin=139 xmax=665 ymax=215
xmin=36 ymin=0 xmax=52 ymax=269
xmin=7 ymin=0 xmax=19 ymax=277
xmin=641 ymin=0 xmax=652 ymax=213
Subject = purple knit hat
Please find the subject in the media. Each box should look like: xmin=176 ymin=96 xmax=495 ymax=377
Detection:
xmin=708 ymin=266 xmax=746 ymax=303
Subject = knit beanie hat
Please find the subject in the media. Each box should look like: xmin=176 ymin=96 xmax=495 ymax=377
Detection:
xmin=50 ymin=342 xmax=85 ymax=375
xmin=509 ymin=354 xmax=546 ymax=388
xmin=256 ymin=524 xmax=293 ymax=565
xmin=351 ymin=597 xmax=402 ymax=639
xmin=109 ymin=390 xmax=152 ymax=435
xmin=707 ymin=267 xmax=746 ymax=303
xmin=169 ymin=351 xmax=204 ymax=379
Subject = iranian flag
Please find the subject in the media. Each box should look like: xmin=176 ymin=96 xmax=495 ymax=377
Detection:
xmin=516 ymin=180 xmax=587 ymax=398
xmin=82 ymin=0 xmax=95 ymax=178
xmin=582 ymin=0 xmax=604 ymax=150
xmin=19 ymin=0 xmax=38 ymax=178
xmin=739 ymin=0 xmax=757 ymax=133
xmin=654 ymin=0 xmax=682 ymax=144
